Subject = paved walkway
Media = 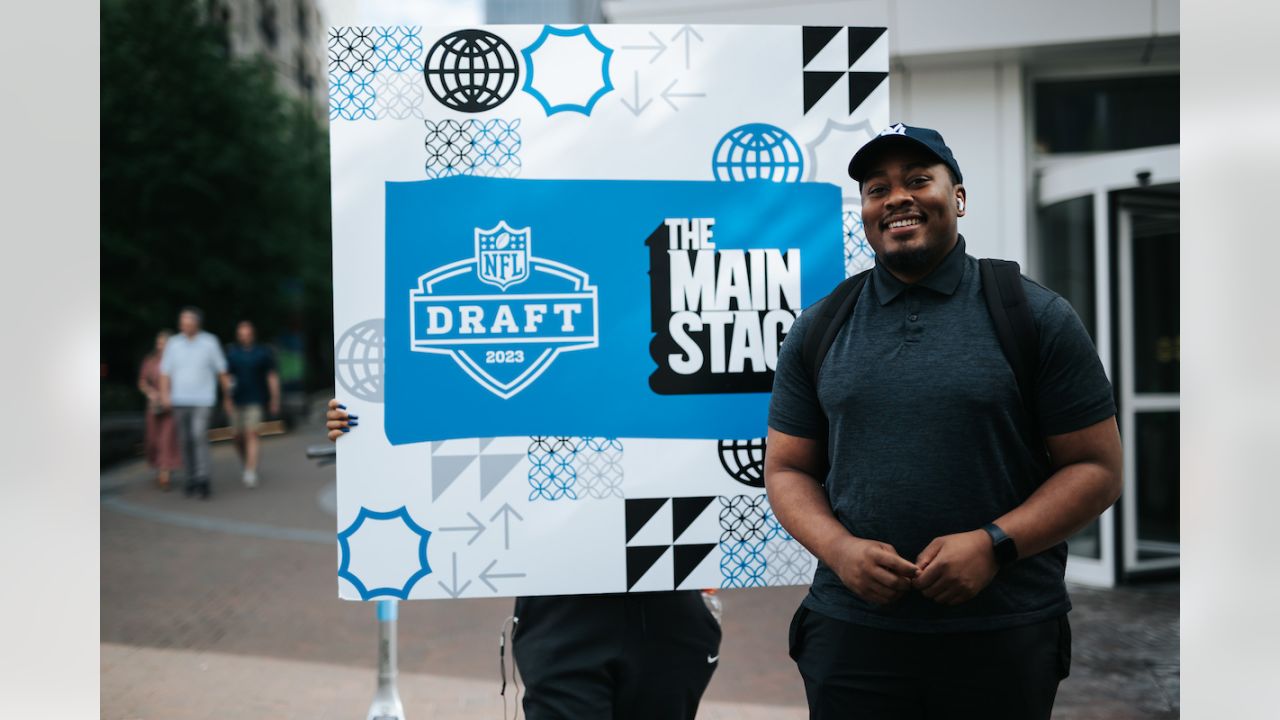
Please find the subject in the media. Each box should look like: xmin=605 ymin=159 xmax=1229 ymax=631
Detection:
xmin=101 ymin=430 xmax=1178 ymax=718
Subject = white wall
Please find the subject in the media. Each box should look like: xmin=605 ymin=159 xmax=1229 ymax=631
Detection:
xmin=604 ymin=0 xmax=1178 ymax=55
xmin=890 ymin=60 xmax=1028 ymax=262
xmin=886 ymin=0 xmax=1178 ymax=57
xmin=603 ymin=0 xmax=889 ymax=26
xmin=318 ymin=0 xmax=485 ymax=26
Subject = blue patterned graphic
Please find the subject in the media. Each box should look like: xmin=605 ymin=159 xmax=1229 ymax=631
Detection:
xmin=526 ymin=436 xmax=624 ymax=501
xmin=424 ymin=119 xmax=523 ymax=179
xmin=712 ymin=123 xmax=804 ymax=183
xmin=720 ymin=538 xmax=768 ymax=588
xmin=527 ymin=436 xmax=580 ymax=501
xmin=374 ymin=26 xmax=425 ymax=72
xmin=718 ymin=494 xmax=771 ymax=588
xmin=521 ymin=25 xmax=614 ymax=116
xmin=329 ymin=25 xmax=427 ymax=122
xmin=329 ymin=26 xmax=377 ymax=121
xmin=844 ymin=209 xmax=874 ymax=276
xmin=330 ymin=68 xmax=376 ymax=121
xmin=763 ymin=504 xmax=792 ymax=541
xmin=715 ymin=494 xmax=812 ymax=587
xmin=337 ymin=506 xmax=433 ymax=600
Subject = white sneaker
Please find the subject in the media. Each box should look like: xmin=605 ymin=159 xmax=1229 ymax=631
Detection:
xmin=243 ymin=469 xmax=258 ymax=488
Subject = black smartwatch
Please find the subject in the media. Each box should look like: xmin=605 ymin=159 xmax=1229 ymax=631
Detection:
xmin=982 ymin=523 xmax=1018 ymax=568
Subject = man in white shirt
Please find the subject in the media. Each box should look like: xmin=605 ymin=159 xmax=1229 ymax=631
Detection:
xmin=160 ymin=306 xmax=232 ymax=499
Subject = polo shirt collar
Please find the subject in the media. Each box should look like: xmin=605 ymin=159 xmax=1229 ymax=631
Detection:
xmin=872 ymin=235 xmax=967 ymax=305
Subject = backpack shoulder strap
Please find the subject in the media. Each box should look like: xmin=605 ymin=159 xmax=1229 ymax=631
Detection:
xmin=801 ymin=269 xmax=871 ymax=389
xmin=979 ymin=258 xmax=1040 ymax=425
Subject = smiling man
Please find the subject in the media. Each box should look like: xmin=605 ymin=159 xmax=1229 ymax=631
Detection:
xmin=764 ymin=124 xmax=1123 ymax=719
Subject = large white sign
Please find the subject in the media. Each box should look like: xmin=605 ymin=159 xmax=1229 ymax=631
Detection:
xmin=331 ymin=23 xmax=887 ymax=600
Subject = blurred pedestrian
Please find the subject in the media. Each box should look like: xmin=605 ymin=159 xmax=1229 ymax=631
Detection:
xmin=225 ymin=320 xmax=280 ymax=488
xmin=159 ymin=306 xmax=231 ymax=499
xmin=137 ymin=329 xmax=180 ymax=490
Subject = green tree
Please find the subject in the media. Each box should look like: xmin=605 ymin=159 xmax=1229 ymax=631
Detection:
xmin=101 ymin=0 xmax=332 ymax=412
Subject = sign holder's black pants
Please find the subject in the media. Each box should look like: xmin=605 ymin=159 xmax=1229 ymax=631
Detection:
xmin=512 ymin=591 xmax=721 ymax=720
xmin=789 ymin=604 xmax=1071 ymax=720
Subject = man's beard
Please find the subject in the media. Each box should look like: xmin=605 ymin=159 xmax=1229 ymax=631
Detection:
xmin=879 ymin=242 xmax=942 ymax=276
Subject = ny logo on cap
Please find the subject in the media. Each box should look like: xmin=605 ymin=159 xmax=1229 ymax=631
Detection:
xmin=880 ymin=123 xmax=907 ymax=137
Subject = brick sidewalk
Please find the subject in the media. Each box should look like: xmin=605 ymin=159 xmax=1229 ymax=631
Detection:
xmin=101 ymin=431 xmax=1178 ymax=718
xmin=102 ymin=643 xmax=805 ymax=720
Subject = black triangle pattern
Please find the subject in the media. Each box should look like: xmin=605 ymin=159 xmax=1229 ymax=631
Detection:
xmin=802 ymin=26 xmax=842 ymax=68
xmin=673 ymin=544 xmax=716 ymax=588
xmin=801 ymin=27 xmax=888 ymax=115
xmin=672 ymin=496 xmax=716 ymax=542
xmin=846 ymin=27 xmax=887 ymax=69
xmin=625 ymin=498 xmax=669 ymax=543
xmin=848 ymin=71 xmax=888 ymax=115
xmin=626 ymin=545 xmax=670 ymax=589
xmin=803 ymin=71 xmax=846 ymax=114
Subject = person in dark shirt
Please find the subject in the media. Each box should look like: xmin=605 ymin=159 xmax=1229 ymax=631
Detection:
xmin=765 ymin=124 xmax=1123 ymax=719
xmin=225 ymin=320 xmax=280 ymax=488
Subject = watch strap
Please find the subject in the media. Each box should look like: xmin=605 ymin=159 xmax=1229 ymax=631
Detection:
xmin=982 ymin=523 xmax=1018 ymax=567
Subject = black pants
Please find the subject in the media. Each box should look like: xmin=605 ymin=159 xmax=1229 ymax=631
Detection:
xmin=512 ymin=591 xmax=722 ymax=720
xmin=789 ymin=604 xmax=1070 ymax=720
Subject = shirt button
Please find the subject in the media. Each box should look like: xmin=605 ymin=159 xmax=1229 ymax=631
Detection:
xmin=908 ymin=314 xmax=919 ymax=322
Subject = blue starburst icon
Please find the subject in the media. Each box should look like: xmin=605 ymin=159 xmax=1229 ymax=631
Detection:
xmin=337 ymin=506 xmax=433 ymax=600
xmin=520 ymin=25 xmax=614 ymax=116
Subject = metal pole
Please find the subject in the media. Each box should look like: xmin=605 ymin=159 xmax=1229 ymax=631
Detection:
xmin=367 ymin=600 xmax=406 ymax=720
xmin=304 ymin=444 xmax=402 ymax=717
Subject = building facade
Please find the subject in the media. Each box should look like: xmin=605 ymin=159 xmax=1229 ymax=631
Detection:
xmin=205 ymin=0 xmax=327 ymax=111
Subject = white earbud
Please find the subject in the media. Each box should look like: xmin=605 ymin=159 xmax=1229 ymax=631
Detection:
xmin=956 ymin=198 xmax=965 ymax=212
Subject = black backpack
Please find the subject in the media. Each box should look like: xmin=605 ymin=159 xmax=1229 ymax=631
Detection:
xmin=798 ymin=258 xmax=1045 ymax=461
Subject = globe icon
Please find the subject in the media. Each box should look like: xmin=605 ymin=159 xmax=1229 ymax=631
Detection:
xmin=423 ymin=30 xmax=520 ymax=113
xmin=718 ymin=438 xmax=768 ymax=488
xmin=335 ymin=319 xmax=384 ymax=403
xmin=712 ymin=123 xmax=804 ymax=182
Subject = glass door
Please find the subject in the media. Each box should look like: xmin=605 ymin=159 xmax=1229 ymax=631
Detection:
xmin=1033 ymin=185 xmax=1115 ymax=587
xmin=1118 ymin=199 xmax=1180 ymax=574
xmin=1033 ymin=145 xmax=1178 ymax=586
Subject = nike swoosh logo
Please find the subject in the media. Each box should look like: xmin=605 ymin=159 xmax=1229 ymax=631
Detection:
xmin=707 ymin=654 xmax=719 ymax=664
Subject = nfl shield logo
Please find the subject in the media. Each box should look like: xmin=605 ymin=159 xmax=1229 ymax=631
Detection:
xmin=475 ymin=221 xmax=531 ymax=290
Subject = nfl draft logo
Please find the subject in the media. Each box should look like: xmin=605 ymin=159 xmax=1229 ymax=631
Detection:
xmin=409 ymin=222 xmax=599 ymax=399
xmin=476 ymin=222 xmax=529 ymax=290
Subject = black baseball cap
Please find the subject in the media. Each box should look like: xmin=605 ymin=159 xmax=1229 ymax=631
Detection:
xmin=847 ymin=123 xmax=963 ymax=184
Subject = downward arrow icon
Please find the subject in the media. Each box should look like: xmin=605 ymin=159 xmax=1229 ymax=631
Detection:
xmin=438 ymin=553 xmax=471 ymax=598
xmin=620 ymin=71 xmax=652 ymax=116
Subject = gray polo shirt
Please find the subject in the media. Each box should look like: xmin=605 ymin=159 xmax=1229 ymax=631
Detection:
xmin=160 ymin=331 xmax=227 ymax=407
xmin=768 ymin=237 xmax=1116 ymax=633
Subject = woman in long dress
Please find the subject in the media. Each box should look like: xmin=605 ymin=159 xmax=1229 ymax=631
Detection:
xmin=138 ymin=330 xmax=181 ymax=489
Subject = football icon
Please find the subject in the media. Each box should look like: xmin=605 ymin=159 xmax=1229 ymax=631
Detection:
xmin=495 ymin=232 xmax=511 ymax=248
